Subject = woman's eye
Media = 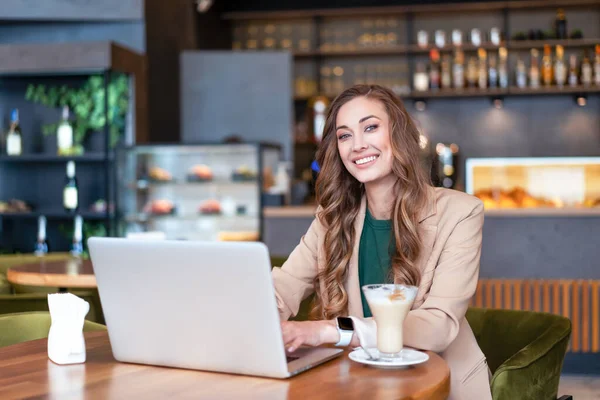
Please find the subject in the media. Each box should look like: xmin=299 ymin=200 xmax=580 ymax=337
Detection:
xmin=365 ymin=124 xmax=378 ymax=132
xmin=338 ymin=133 xmax=350 ymax=140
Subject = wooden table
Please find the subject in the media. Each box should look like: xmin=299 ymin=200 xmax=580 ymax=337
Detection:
xmin=0 ymin=332 xmax=450 ymax=399
xmin=6 ymin=259 xmax=96 ymax=291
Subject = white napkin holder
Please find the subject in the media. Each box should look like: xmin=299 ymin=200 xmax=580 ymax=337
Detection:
xmin=47 ymin=293 xmax=90 ymax=365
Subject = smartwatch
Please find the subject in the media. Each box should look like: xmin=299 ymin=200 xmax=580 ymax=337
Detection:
xmin=335 ymin=317 xmax=354 ymax=347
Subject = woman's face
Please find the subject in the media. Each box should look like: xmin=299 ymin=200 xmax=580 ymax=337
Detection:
xmin=335 ymin=96 xmax=394 ymax=185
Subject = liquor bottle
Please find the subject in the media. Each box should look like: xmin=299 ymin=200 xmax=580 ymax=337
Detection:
xmin=435 ymin=143 xmax=459 ymax=189
xmin=529 ymin=49 xmax=540 ymax=88
xmin=413 ymin=61 xmax=429 ymax=92
xmin=555 ymin=9 xmax=567 ymax=40
xmin=452 ymin=50 xmax=465 ymax=89
xmin=581 ymin=50 xmax=593 ymax=86
xmin=488 ymin=53 xmax=498 ymax=88
xmin=466 ymin=56 xmax=478 ymax=88
xmin=498 ymin=47 xmax=509 ymax=89
xmin=554 ymin=45 xmax=566 ymax=87
xmin=595 ymin=45 xmax=600 ymax=85
xmin=477 ymin=48 xmax=488 ymax=89
xmin=6 ymin=109 xmax=22 ymax=156
xmin=63 ymin=161 xmax=79 ymax=213
xmin=451 ymin=29 xmax=462 ymax=47
xmin=34 ymin=215 xmax=48 ymax=256
xmin=308 ymin=95 xmax=329 ymax=143
xmin=70 ymin=215 xmax=84 ymax=257
xmin=516 ymin=57 xmax=527 ymax=88
xmin=57 ymin=106 xmax=73 ymax=156
xmin=541 ymin=44 xmax=553 ymax=86
xmin=568 ymin=54 xmax=579 ymax=87
xmin=441 ymin=54 xmax=452 ymax=89
xmin=470 ymin=29 xmax=482 ymax=47
xmin=429 ymin=49 xmax=441 ymax=90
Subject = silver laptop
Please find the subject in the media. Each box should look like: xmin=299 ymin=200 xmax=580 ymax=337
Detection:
xmin=87 ymin=237 xmax=342 ymax=378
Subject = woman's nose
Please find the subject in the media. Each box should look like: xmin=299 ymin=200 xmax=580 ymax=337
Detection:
xmin=353 ymin=135 xmax=368 ymax=151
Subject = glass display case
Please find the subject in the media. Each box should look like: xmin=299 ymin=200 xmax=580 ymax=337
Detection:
xmin=117 ymin=143 xmax=282 ymax=241
xmin=466 ymin=157 xmax=600 ymax=209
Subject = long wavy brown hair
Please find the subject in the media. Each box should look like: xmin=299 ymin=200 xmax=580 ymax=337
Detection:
xmin=311 ymin=84 xmax=432 ymax=320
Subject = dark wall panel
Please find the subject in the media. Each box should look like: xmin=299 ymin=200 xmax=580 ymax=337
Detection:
xmin=0 ymin=0 xmax=143 ymax=21
xmin=0 ymin=22 xmax=145 ymax=52
xmin=180 ymin=51 xmax=294 ymax=161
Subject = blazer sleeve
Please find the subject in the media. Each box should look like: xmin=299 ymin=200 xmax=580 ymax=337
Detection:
xmin=272 ymin=216 xmax=322 ymax=321
xmin=403 ymin=200 xmax=484 ymax=353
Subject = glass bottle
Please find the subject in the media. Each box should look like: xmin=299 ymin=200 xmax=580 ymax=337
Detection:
xmin=541 ymin=44 xmax=553 ymax=86
xmin=529 ymin=49 xmax=540 ymax=88
xmin=6 ymin=108 xmax=22 ymax=156
xmin=554 ymin=45 xmax=566 ymax=87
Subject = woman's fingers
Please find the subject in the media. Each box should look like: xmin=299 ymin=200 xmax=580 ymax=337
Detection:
xmin=288 ymin=336 xmax=305 ymax=353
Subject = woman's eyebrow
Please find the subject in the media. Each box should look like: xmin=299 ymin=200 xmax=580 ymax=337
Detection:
xmin=336 ymin=115 xmax=381 ymax=130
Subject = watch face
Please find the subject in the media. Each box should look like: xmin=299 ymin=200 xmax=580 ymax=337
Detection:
xmin=338 ymin=317 xmax=354 ymax=331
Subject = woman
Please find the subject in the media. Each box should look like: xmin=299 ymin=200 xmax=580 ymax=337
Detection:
xmin=272 ymin=84 xmax=491 ymax=399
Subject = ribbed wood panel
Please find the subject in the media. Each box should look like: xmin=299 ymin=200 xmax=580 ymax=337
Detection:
xmin=470 ymin=279 xmax=599 ymax=353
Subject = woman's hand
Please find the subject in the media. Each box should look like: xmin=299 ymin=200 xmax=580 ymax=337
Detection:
xmin=281 ymin=320 xmax=338 ymax=352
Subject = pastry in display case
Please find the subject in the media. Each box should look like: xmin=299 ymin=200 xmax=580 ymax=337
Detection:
xmin=148 ymin=166 xmax=173 ymax=183
xmin=117 ymin=143 xmax=282 ymax=241
xmin=466 ymin=157 xmax=600 ymax=210
xmin=187 ymin=164 xmax=213 ymax=182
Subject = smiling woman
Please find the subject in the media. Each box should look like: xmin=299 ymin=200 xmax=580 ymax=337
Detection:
xmin=272 ymin=84 xmax=491 ymax=400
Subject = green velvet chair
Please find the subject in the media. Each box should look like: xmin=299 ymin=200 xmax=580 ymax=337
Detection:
xmin=0 ymin=291 xmax=104 ymax=324
xmin=466 ymin=308 xmax=572 ymax=400
xmin=0 ymin=311 xmax=106 ymax=348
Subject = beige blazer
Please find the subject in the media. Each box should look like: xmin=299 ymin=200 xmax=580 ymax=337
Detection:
xmin=273 ymin=187 xmax=492 ymax=399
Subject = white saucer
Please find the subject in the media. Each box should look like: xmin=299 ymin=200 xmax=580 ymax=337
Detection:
xmin=348 ymin=347 xmax=429 ymax=369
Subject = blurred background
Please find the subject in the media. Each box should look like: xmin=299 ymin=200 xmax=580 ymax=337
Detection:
xmin=0 ymin=0 xmax=598 ymax=383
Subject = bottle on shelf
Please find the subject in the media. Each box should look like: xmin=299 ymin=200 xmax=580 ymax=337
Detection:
xmin=441 ymin=54 xmax=452 ymax=89
xmin=498 ymin=47 xmax=509 ymax=89
xmin=413 ymin=61 xmax=429 ymax=92
xmin=488 ymin=53 xmax=498 ymax=89
xmin=63 ymin=161 xmax=79 ymax=213
xmin=57 ymin=105 xmax=73 ymax=156
xmin=308 ymin=95 xmax=330 ymax=143
xmin=34 ymin=215 xmax=48 ymax=256
xmin=529 ymin=49 xmax=541 ymax=88
xmin=470 ymin=28 xmax=482 ymax=47
xmin=581 ymin=50 xmax=593 ymax=86
xmin=554 ymin=45 xmax=567 ymax=87
xmin=594 ymin=45 xmax=600 ymax=85
xmin=429 ymin=49 xmax=441 ymax=90
xmin=568 ymin=54 xmax=579 ymax=87
xmin=70 ymin=215 xmax=84 ymax=257
xmin=451 ymin=29 xmax=462 ymax=48
xmin=452 ymin=50 xmax=465 ymax=89
xmin=516 ymin=57 xmax=527 ymax=89
xmin=434 ymin=30 xmax=446 ymax=49
xmin=477 ymin=48 xmax=488 ymax=89
xmin=6 ymin=108 xmax=22 ymax=156
xmin=541 ymin=44 xmax=553 ymax=86
xmin=555 ymin=9 xmax=567 ymax=40
xmin=466 ymin=56 xmax=478 ymax=88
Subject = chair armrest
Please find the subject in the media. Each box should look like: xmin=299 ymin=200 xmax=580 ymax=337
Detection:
xmin=493 ymin=320 xmax=571 ymax=376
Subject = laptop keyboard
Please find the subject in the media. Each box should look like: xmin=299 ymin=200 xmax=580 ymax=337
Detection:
xmin=286 ymin=356 xmax=299 ymax=363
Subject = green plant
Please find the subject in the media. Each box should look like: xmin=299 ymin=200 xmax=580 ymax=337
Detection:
xmin=25 ymin=74 xmax=129 ymax=150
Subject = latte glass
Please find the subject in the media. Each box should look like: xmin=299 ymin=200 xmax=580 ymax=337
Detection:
xmin=362 ymin=284 xmax=418 ymax=359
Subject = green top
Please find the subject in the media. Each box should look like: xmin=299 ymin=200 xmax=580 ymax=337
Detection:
xmin=358 ymin=208 xmax=395 ymax=318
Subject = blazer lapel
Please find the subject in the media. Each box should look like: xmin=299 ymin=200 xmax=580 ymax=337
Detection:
xmin=345 ymin=187 xmax=439 ymax=315
xmin=346 ymin=196 xmax=366 ymax=318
